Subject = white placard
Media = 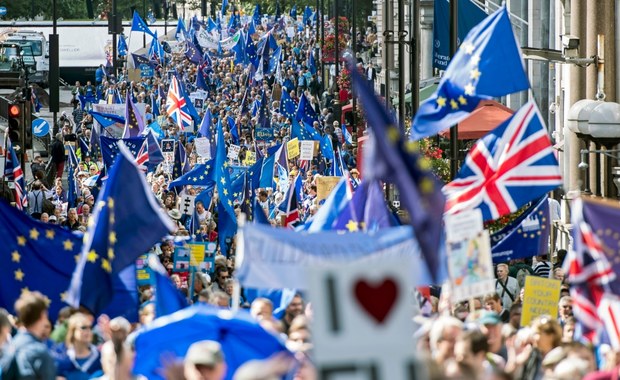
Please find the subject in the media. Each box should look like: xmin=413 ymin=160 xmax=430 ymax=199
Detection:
xmin=179 ymin=195 xmax=196 ymax=216
xmin=299 ymin=140 xmax=315 ymax=161
xmin=448 ymin=230 xmax=495 ymax=302
xmin=444 ymin=209 xmax=483 ymax=242
xmin=194 ymin=137 xmax=211 ymax=159
xmin=227 ymin=144 xmax=241 ymax=161
xmin=307 ymin=259 xmax=420 ymax=379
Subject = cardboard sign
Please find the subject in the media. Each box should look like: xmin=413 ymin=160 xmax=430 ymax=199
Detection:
xmin=173 ymin=242 xmax=217 ymax=273
xmin=299 ymin=140 xmax=315 ymax=161
xmin=307 ymin=259 xmax=418 ymax=379
xmin=287 ymin=138 xmax=300 ymax=159
xmin=521 ymin=276 xmax=561 ymax=326
xmin=194 ymin=137 xmax=212 ymax=159
xmin=316 ymin=176 xmax=341 ymax=205
xmin=228 ymin=144 xmax=241 ymax=161
xmin=447 ymin=230 xmax=495 ymax=302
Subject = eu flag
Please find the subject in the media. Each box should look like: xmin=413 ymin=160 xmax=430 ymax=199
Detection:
xmin=131 ymin=11 xmax=156 ymax=37
xmin=100 ymin=135 xmax=146 ymax=169
xmin=295 ymin=93 xmax=318 ymax=126
xmin=410 ymin=5 xmax=529 ymax=140
xmin=185 ymin=39 xmax=203 ymax=65
xmin=66 ymin=143 xmax=175 ymax=316
xmin=214 ymin=122 xmax=238 ymax=254
xmin=123 ymin=90 xmax=146 ymax=138
xmin=90 ymin=110 xmax=125 ymax=129
xmin=118 ymin=34 xmax=128 ymax=57
xmin=279 ymin=90 xmax=297 ymax=119
xmin=0 ymin=200 xmax=80 ymax=322
xmin=167 ymin=160 xmax=215 ymax=189
xmin=173 ymin=140 xmax=191 ymax=179
xmin=332 ymin=180 xmax=397 ymax=233
xmin=349 ymin=58 xmax=447 ymax=284
xmin=258 ymin=91 xmax=271 ymax=129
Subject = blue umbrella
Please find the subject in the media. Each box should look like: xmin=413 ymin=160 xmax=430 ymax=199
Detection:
xmin=133 ymin=304 xmax=290 ymax=380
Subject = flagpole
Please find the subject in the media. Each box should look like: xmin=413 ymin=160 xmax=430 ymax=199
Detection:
xmin=231 ymin=213 xmax=246 ymax=313
xmin=449 ymin=0 xmax=459 ymax=179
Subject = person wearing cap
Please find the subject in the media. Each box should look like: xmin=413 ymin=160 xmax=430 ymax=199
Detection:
xmin=470 ymin=310 xmax=506 ymax=366
xmin=183 ymin=340 xmax=226 ymax=380
xmin=30 ymin=154 xmax=46 ymax=179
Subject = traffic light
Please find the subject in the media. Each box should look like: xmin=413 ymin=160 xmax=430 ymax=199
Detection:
xmin=7 ymin=102 xmax=22 ymax=149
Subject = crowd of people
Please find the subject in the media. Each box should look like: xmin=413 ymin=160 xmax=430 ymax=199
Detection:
xmin=0 ymin=6 xmax=617 ymax=380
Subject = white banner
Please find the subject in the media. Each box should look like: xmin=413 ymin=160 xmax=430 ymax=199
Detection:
xmin=236 ymin=224 xmax=435 ymax=289
xmin=195 ymin=28 xmax=242 ymax=51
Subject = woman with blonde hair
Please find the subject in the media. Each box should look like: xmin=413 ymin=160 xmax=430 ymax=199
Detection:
xmin=55 ymin=312 xmax=102 ymax=379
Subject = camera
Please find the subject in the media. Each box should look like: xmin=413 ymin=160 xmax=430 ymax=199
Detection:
xmin=561 ymin=35 xmax=579 ymax=58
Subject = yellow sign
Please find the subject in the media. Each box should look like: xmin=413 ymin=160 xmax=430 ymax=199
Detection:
xmin=287 ymin=138 xmax=300 ymax=159
xmin=316 ymin=176 xmax=341 ymax=205
xmin=243 ymin=151 xmax=256 ymax=166
xmin=521 ymin=276 xmax=561 ymax=327
xmin=189 ymin=243 xmax=206 ymax=266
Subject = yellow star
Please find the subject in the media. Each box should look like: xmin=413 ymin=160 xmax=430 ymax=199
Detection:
xmin=221 ymin=178 xmax=226 ymax=185
xmin=88 ymin=217 xmax=95 ymax=227
xmin=405 ymin=141 xmax=419 ymax=154
xmin=11 ymin=251 xmax=20 ymax=263
xmin=450 ymin=99 xmax=459 ymax=110
xmin=109 ymin=232 xmax=117 ymax=244
xmin=60 ymin=292 xmax=68 ymax=302
xmin=464 ymin=83 xmax=476 ymax=96
xmin=63 ymin=240 xmax=74 ymax=251
xmin=29 ymin=228 xmax=39 ymax=240
xmin=458 ymin=95 xmax=467 ymax=106
xmin=346 ymin=220 xmax=359 ymax=232
xmin=87 ymin=250 xmax=99 ymax=263
xmin=74 ymin=254 xmax=81 ymax=263
xmin=21 ymin=287 xmax=30 ymax=295
xmin=418 ymin=158 xmax=432 ymax=171
xmin=461 ymin=42 xmax=475 ymax=55
xmin=108 ymin=198 xmax=115 ymax=208
xmin=223 ymin=161 xmax=229 ymax=168
xmin=199 ymin=175 xmax=204 ymax=180
xmin=223 ymin=188 xmax=229 ymax=196
xmin=419 ymin=178 xmax=434 ymax=194
xmin=108 ymin=248 xmax=115 ymax=260
xmin=97 ymin=200 xmax=106 ymax=210
xmin=45 ymin=229 xmax=55 ymax=239
xmin=470 ymin=68 xmax=481 ymax=80
xmin=101 ymin=258 xmax=112 ymax=273
xmin=228 ymin=200 xmax=233 ymax=206
xmin=17 ymin=236 xmax=26 ymax=246
xmin=387 ymin=127 xmax=401 ymax=144
xmin=470 ymin=55 xmax=481 ymax=66
xmin=14 ymin=268 xmax=25 ymax=281
xmin=437 ymin=96 xmax=447 ymax=108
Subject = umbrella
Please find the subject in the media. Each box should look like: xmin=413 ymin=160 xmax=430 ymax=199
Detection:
xmin=133 ymin=304 xmax=290 ymax=380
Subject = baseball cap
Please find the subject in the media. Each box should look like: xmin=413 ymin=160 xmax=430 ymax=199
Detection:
xmin=474 ymin=311 xmax=502 ymax=325
xmin=185 ymin=340 xmax=225 ymax=367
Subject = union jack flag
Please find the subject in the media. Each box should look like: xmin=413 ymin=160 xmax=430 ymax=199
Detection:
xmin=4 ymin=139 xmax=27 ymax=210
xmin=565 ymin=198 xmax=620 ymax=349
xmin=135 ymin=139 xmax=149 ymax=172
xmin=443 ymin=100 xmax=562 ymax=222
xmin=166 ymin=76 xmax=192 ymax=130
xmin=278 ymin=176 xmax=300 ymax=228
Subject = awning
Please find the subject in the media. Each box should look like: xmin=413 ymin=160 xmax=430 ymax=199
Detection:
xmin=439 ymin=100 xmax=514 ymax=140
xmin=392 ymin=83 xmax=439 ymax=105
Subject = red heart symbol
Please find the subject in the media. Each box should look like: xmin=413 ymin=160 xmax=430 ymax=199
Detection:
xmin=353 ymin=278 xmax=399 ymax=324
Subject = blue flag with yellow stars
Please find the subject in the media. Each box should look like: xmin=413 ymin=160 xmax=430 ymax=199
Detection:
xmin=0 ymin=200 xmax=80 ymax=322
xmin=214 ymin=123 xmax=238 ymax=255
xmin=320 ymin=134 xmax=334 ymax=161
xmin=131 ymin=11 xmax=156 ymax=37
xmin=118 ymin=34 xmax=128 ymax=57
xmin=279 ymin=90 xmax=297 ymax=119
xmin=349 ymin=58 xmax=447 ymax=284
xmin=167 ymin=160 xmax=215 ymax=189
xmin=185 ymin=39 xmax=203 ymax=65
xmin=410 ymin=5 xmax=529 ymax=140
xmin=67 ymin=143 xmax=175 ymax=316
xmin=100 ymin=135 xmax=146 ymax=169
xmin=123 ymin=90 xmax=146 ymax=138
xmin=332 ymin=180 xmax=398 ymax=233
xmin=295 ymin=92 xmax=318 ymax=126
xmin=173 ymin=140 xmax=191 ymax=179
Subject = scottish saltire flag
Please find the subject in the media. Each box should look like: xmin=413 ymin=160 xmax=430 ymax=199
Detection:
xmin=131 ymin=11 xmax=156 ymax=37
xmin=66 ymin=143 xmax=175 ymax=316
xmin=4 ymin=139 xmax=27 ymax=210
xmin=296 ymin=93 xmax=318 ymax=126
xmin=118 ymin=34 xmax=128 ymax=57
xmin=443 ymin=100 xmax=562 ymax=222
xmin=565 ymin=198 xmax=620 ymax=348
xmin=349 ymin=58 xmax=447 ymax=284
xmin=123 ymin=91 xmax=146 ymax=138
xmin=490 ymin=197 xmax=550 ymax=263
xmin=214 ymin=122 xmax=238 ymax=254
xmin=343 ymin=124 xmax=353 ymax=145
xmin=0 ymin=200 xmax=81 ymax=322
xmin=410 ymin=5 xmax=530 ymax=140
xmin=166 ymin=76 xmax=193 ymax=130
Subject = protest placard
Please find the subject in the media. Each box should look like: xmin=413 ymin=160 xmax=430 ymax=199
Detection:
xmin=316 ymin=176 xmax=341 ymax=205
xmin=228 ymin=144 xmax=241 ymax=161
xmin=194 ymin=137 xmax=211 ymax=159
xmin=299 ymin=141 xmax=315 ymax=161
xmin=287 ymin=138 xmax=300 ymax=158
xmin=179 ymin=195 xmax=196 ymax=216
xmin=173 ymin=242 xmax=217 ymax=274
xmin=521 ymin=276 xmax=561 ymax=326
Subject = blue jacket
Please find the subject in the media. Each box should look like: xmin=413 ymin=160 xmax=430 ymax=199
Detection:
xmin=0 ymin=331 xmax=56 ymax=380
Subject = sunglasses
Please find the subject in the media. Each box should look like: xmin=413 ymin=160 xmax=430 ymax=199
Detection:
xmin=78 ymin=325 xmax=92 ymax=331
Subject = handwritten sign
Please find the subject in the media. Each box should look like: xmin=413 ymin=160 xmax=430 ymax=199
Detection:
xmin=316 ymin=176 xmax=341 ymax=205
xmin=194 ymin=137 xmax=211 ymax=159
xmin=228 ymin=144 xmax=241 ymax=161
xmin=299 ymin=141 xmax=315 ymax=161
xmin=287 ymin=138 xmax=300 ymax=159
xmin=521 ymin=276 xmax=561 ymax=326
